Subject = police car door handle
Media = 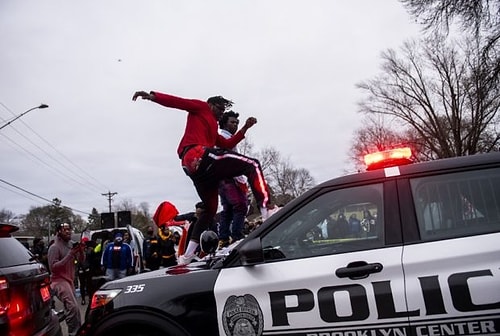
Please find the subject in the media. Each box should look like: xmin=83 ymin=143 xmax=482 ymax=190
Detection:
xmin=335 ymin=261 xmax=383 ymax=280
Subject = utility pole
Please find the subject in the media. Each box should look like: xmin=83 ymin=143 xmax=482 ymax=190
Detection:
xmin=101 ymin=191 xmax=118 ymax=212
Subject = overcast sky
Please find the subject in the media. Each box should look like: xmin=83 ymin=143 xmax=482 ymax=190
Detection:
xmin=0 ymin=0 xmax=421 ymax=218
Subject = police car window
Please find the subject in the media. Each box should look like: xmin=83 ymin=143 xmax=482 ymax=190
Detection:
xmin=261 ymin=184 xmax=384 ymax=261
xmin=411 ymin=167 xmax=500 ymax=241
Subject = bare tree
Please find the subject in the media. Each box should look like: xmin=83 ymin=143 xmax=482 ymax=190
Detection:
xmin=135 ymin=202 xmax=153 ymax=231
xmin=287 ymin=168 xmax=315 ymax=202
xmin=116 ymin=199 xmax=136 ymax=212
xmin=401 ymin=0 xmax=500 ymax=89
xmin=116 ymin=199 xmax=153 ymax=232
xmin=138 ymin=202 xmax=150 ymax=217
xmin=356 ymin=35 xmax=499 ymax=160
xmin=256 ymin=146 xmax=315 ymax=202
xmin=349 ymin=116 xmax=410 ymax=171
xmin=238 ymin=136 xmax=255 ymax=156
xmin=257 ymin=147 xmax=281 ymax=175
xmin=0 ymin=209 xmax=16 ymax=224
xmin=400 ymin=0 xmax=499 ymax=35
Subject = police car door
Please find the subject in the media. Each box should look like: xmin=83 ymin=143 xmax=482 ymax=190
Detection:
xmin=127 ymin=224 xmax=144 ymax=274
xmin=401 ymin=168 xmax=500 ymax=335
xmin=215 ymin=182 xmax=411 ymax=336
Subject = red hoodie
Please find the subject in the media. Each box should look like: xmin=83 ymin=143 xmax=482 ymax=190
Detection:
xmin=151 ymin=92 xmax=245 ymax=158
xmin=153 ymin=201 xmax=179 ymax=227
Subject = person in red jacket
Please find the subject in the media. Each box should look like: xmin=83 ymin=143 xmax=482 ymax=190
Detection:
xmin=132 ymin=91 xmax=274 ymax=264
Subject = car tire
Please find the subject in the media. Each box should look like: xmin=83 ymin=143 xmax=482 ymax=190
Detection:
xmin=92 ymin=311 xmax=190 ymax=336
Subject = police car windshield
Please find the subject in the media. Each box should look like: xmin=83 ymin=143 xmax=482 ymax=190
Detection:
xmin=261 ymin=184 xmax=384 ymax=261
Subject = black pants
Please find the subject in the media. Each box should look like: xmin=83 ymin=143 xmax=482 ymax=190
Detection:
xmin=145 ymin=257 xmax=161 ymax=271
xmin=188 ymin=147 xmax=271 ymax=243
xmin=77 ymin=270 xmax=92 ymax=301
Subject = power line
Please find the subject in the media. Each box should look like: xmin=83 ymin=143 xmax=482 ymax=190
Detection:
xmin=14 ymin=118 xmax=109 ymax=192
xmin=0 ymin=133 xmax=98 ymax=192
xmin=0 ymin=177 xmax=57 ymax=204
xmin=0 ymin=177 xmax=91 ymax=216
xmin=0 ymin=183 xmax=44 ymax=206
xmin=0 ymin=102 xmax=113 ymax=214
xmin=0 ymin=102 xmax=109 ymax=193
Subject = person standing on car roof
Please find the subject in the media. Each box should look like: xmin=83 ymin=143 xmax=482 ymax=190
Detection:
xmin=217 ymin=110 xmax=250 ymax=249
xmin=101 ymin=232 xmax=133 ymax=281
xmin=47 ymin=222 xmax=85 ymax=336
xmin=133 ymin=91 xmax=275 ymax=265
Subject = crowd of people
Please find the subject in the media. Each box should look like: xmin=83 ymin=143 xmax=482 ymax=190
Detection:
xmin=27 ymin=91 xmax=281 ymax=335
xmin=28 ymin=202 xmax=270 ymax=336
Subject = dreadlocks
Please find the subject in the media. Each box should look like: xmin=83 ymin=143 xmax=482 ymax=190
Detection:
xmin=206 ymin=96 xmax=233 ymax=111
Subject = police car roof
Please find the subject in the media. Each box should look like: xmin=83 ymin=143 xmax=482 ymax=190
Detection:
xmin=243 ymin=152 xmax=500 ymax=241
xmin=316 ymin=151 xmax=500 ymax=190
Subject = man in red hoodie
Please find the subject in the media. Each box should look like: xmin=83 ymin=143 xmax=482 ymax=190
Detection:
xmin=133 ymin=91 xmax=274 ymax=264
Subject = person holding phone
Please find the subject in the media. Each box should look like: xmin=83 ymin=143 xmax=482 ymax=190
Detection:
xmin=47 ymin=222 xmax=85 ymax=336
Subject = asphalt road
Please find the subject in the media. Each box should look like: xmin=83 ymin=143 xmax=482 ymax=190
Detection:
xmin=54 ymin=292 xmax=88 ymax=336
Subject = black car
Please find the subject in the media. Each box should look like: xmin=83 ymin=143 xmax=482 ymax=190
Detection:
xmin=78 ymin=150 xmax=500 ymax=336
xmin=0 ymin=223 xmax=62 ymax=336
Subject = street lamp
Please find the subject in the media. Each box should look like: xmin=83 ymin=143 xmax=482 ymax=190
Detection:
xmin=0 ymin=103 xmax=49 ymax=131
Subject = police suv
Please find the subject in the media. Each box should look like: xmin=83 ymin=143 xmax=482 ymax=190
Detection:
xmin=77 ymin=150 xmax=500 ymax=336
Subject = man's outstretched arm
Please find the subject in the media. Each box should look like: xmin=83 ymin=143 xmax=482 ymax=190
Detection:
xmin=133 ymin=90 xmax=206 ymax=112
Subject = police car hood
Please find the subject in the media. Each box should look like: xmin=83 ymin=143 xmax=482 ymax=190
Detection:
xmin=94 ymin=261 xmax=221 ymax=327
xmin=101 ymin=239 xmax=242 ymax=286
xmin=102 ymin=263 xmax=209 ymax=285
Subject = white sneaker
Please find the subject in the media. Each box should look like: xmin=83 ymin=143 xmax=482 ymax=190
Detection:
xmin=267 ymin=206 xmax=280 ymax=217
xmin=261 ymin=206 xmax=280 ymax=221
xmin=177 ymin=254 xmax=197 ymax=265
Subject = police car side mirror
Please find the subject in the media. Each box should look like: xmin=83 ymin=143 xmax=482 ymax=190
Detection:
xmin=238 ymin=238 xmax=264 ymax=266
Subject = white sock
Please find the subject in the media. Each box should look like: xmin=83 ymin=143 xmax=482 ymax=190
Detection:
xmin=185 ymin=241 xmax=199 ymax=257
xmin=260 ymin=207 xmax=268 ymax=220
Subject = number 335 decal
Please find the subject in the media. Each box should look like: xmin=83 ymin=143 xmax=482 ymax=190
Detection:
xmin=124 ymin=284 xmax=145 ymax=294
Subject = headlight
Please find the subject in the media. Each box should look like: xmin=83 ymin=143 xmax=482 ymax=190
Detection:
xmin=90 ymin=289 xmax=121 ymax=310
